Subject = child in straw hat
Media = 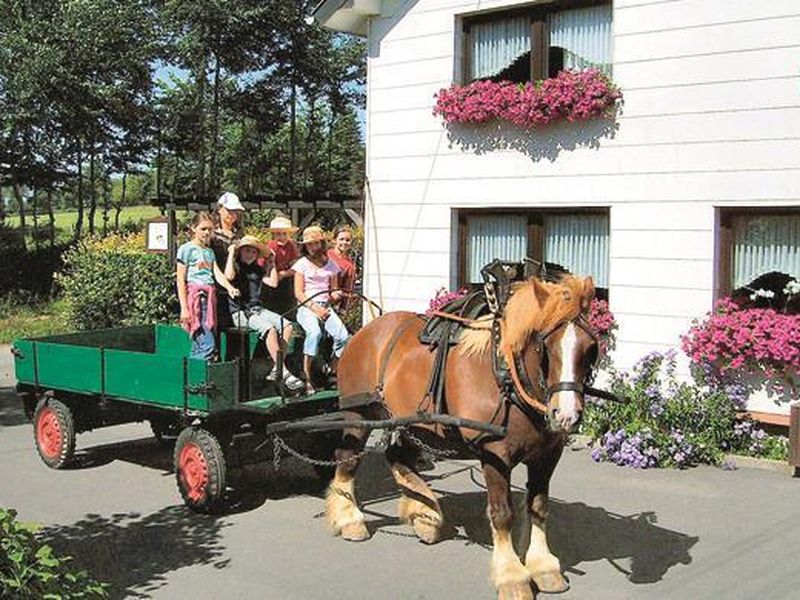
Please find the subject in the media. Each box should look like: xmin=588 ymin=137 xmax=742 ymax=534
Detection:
xmin=293 ymin=225 xmax=350 ymax=394
xmin=224 ymin=235 xmax=305 ymax=392
xmin=265 ymin=214 xmax=300 ymax=315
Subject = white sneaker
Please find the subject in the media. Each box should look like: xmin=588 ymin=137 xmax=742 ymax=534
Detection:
xmin=283 ymin=371 xmax=305 ymax=392
xmin=266 ymin=366 xmax=279 ymax=381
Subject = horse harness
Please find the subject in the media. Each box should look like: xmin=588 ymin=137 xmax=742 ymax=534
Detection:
xmin=366 ymin=274 xmax=597 ymax=447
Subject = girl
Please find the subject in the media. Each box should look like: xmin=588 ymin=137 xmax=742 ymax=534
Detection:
xmin=177 ymin=212 xmax=240 ymax=360
xmin=327 ymin=225 xmax=357 ymax=309
xmin=224 ymin=235 xmax=305 ymax=392
xmin=293 ymin=226 xmax=350 ymax=393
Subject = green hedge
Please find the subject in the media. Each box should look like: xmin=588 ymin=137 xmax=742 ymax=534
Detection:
xmin=57 ymin=234 xmax=176 ymax=330
xmin=1 ymin=507 xmax=108 ymax=598
xmin=0 ymin=224 xmax=67 ymax=299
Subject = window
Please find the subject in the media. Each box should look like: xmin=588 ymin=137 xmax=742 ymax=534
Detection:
xmin=457 ymin=209 xmax=609 ymax=300
xmin=462 ymin=1 xmax=612 ymax=84
xmin=717 ymin=208 xmax=800 ymax=298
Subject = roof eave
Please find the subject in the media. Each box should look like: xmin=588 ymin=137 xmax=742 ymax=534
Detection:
xmin=309 ymin=0 xmax=385 ymax=36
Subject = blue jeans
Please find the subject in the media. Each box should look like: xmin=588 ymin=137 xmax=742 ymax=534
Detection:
xmin=191 ymin=294 xmax=216 ymax=360
xmin=296 ymin=305 xmax=349 ymax=357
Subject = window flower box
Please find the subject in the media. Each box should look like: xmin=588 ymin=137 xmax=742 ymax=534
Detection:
xmin=433 ymin=69 xmax=622 ymax=128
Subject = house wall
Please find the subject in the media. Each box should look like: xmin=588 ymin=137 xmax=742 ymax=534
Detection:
xmin=361 ymin=0 xmax=800 ymax=384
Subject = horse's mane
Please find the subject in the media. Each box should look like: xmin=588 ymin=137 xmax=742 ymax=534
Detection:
xmin=458 ymin=275 xmax=587 ymax=357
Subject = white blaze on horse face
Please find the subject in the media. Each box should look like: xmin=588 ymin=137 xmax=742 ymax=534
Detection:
xmin=555 ymin=323 xmax=581 ymax=428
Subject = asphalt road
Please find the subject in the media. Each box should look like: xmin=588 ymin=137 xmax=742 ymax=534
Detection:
xmin=2 ymin=347 xmax=799 ymax=599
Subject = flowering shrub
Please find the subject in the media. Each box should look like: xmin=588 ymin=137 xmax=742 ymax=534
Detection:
xmin=433 ymin=70 xmax=622 ymax=128
xmin=582 ymin=350 xmax=789 ymax=469
xmin=587 ymin=298 xmax=617 ymax=369
xmin=427 ymin=287 xmax=469 ymax=315
xmin=681 ymin=298 xmax=800 ymax=398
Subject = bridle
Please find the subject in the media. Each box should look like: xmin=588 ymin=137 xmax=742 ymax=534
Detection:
xmin=532 ymin=314 xmax=599 ymax=403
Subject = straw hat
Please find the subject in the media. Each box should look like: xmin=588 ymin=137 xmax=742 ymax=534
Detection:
xmin=235 ymin=235 xmax=268 ymax=258
xmin=299 ymin=225 xmax=326 ymax=245
xmin=269 ymin=215 xmax=298 ymax=232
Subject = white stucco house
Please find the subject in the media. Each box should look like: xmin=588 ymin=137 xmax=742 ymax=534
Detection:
xmin=311 ymin=0 xmax=800 ymax=421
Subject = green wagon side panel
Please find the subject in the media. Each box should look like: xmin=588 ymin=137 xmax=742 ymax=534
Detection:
xmin=12 ymin=340 xmax=36 ymax=384
xmin=156 ymin=325 xmax=192 ymax=357
xmin=219 ymin=330 xmax=261 ymax=360
xmin=105 ymin=350 xmax=188 ymax=408
xmin=205 ymin=361 xmax=239 ymax=412
xmin=35 ymin=343 xmax=102 ymax=394
xmin=186 ymin=358 xmax=209 ymax=411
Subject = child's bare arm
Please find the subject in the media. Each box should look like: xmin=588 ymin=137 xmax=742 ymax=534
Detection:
xmin=223 ymin=244 xmax=237 ymax=281
xmin=214 ymin=263 xmax=240 ymax=297
xmin=263 ymin=255 xmax=279 ymax=288
xmin=176 ymin=263 xmax=190 ymax=325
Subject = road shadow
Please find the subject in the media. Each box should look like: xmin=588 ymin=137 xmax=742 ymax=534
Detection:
xmin=40 ymin=506 xmax=229 ymax=599
xmin=433 ymin=492 xmax=696 ymax=585
xmin=70 ymin=437 xmax=174 ymax=472
xmin=0 ymin=384 xmax=28 ymax=427
xmin=225 ymin=447 xmax=399 ymax=516
xmin=69 ymin=432 xmax=399 ymax=516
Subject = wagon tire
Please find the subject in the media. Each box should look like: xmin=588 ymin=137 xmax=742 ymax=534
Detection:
xmin=33 ymin=397 xmax=76 ymax=469
xmin=174 ymin=427 xmax=227 ymax=514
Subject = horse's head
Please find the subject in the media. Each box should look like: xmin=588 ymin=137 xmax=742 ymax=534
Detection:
xmin=505 ymin=275 xmax=599 ymax=433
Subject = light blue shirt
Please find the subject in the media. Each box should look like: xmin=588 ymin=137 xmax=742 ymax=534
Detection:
xmin=177 ymin=242 xmax=216 ymax=285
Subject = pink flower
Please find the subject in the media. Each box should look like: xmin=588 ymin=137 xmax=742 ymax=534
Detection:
xmin=433 ymin=70 xmax=622 ymax=128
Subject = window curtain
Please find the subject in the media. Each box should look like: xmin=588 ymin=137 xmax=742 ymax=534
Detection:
xmin=732 ymin=215 xmax=800 ymax=288
xmin=469 ymin=15 xmax=531 ymax=80
xmin=548 ymin=5 xmax=613 ymax=76
xmin=544 ymin=214 xmax=609 ymax=287
xmin=466 ymin=215 xmax=528 ymax=283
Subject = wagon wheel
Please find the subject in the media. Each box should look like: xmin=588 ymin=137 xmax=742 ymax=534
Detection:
xmin=174 ymin=427 xmax=227 ymax=514
xmin=33 ymin=397 xmax=76 ymax=469
xmin=150 ymin=417 xmax=181 ymax=446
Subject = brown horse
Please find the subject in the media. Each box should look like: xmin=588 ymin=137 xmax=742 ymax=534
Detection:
xmin=325 ymin=275 xmax=598 ymax=600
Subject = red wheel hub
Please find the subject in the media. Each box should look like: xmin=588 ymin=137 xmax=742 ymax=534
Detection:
xmin=36 ymin=407 xmax=62 ymax=459
xmin=179 ymin=442 xmax=209 ymax=502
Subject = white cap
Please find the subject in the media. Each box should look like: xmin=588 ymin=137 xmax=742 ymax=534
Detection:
xmin=217 ymin=192 xmax=244 ymax=211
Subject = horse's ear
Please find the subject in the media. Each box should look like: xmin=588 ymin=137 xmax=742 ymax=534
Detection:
xmin=531 ymin=278 xmax=549 ymax=309
xmin=581 ymin=277 xmax=596 ymax=311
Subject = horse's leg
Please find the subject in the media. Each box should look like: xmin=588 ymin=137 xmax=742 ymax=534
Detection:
xmin=385 ymin=437 xmax=443 ymax=544
xmin=325 ymin=423 xmax=370 ymax=541
xmin=524 ymin=443 xmax=568 ymax=593
xmin=482 ymin=451 xmax=533 ymax=600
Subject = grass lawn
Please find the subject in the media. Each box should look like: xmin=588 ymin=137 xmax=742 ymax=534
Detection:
xmin=7 ymin=205 xmax=161 ymax=232
xmin=0 ymin=299 xmax=69 ymax=344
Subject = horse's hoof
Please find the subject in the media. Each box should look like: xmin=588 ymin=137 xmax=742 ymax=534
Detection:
xmin=497 ymin=581 xmax=534 ymax=600
xmin=531 ymin=571 xmax=569 ymax=594
xmin=411 ymin=516 xmax=442 ymax=545
xmin=340 ymin=521 xmax=370 ymax=542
